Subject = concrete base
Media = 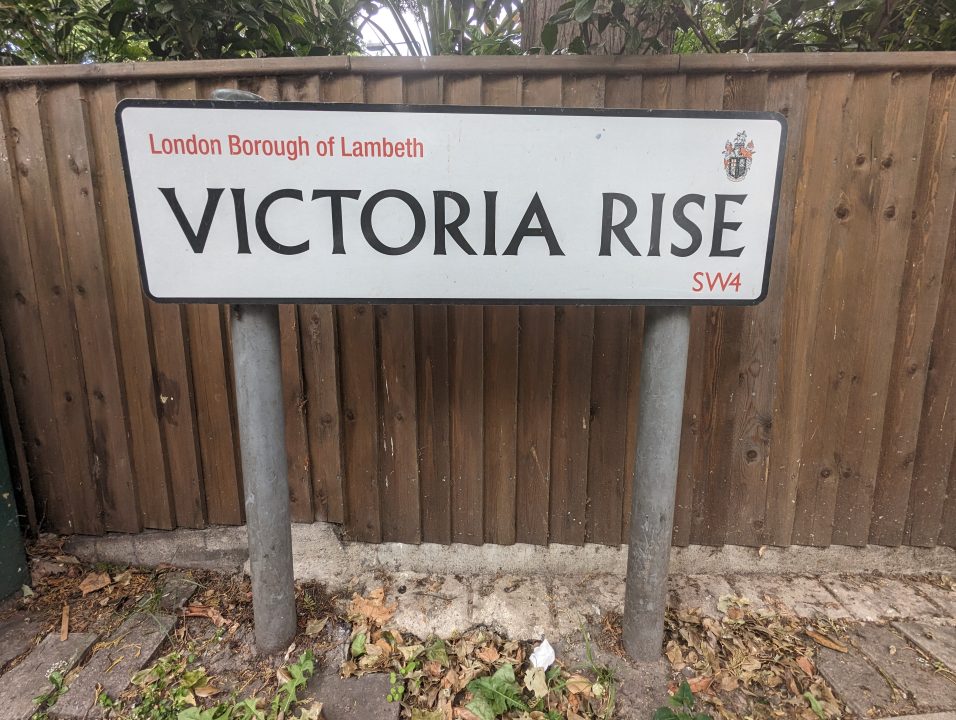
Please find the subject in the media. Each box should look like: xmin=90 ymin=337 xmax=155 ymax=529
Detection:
xmin=65 ymin=523 xmax=956 ymax=579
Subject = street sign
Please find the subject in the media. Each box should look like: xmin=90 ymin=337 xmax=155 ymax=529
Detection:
xmin=117 ymin=100 xmax=786 ymax=305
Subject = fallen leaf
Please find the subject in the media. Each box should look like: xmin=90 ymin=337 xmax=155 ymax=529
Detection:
xmin=79 ymin=571 xmax=112 ymax=596
xmin=523 ymin=666 xmax=548 ymax=699
xmin=184 ymin=605 xmax=229 ymax=628
xmin=805 ymin=629 xmax=847 ymax=653
xmin=565 ymin=674 xmax=592 ymax=696
xmin=689 ymin=675 xmax=712 ymax=694
xmin=349 ymin=588 xmax=397 ymax=626
xmin=796 ymin=655 xmax=815 ymax=676
xmin=306 ymin=617 xmax=328 ymax=637
xmin=195 ymin=685 xmax=221 ymax=698
xmin=476 ymin=645 xmax=500 ymax=663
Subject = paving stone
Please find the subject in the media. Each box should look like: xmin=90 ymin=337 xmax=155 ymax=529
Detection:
xmin=729 ymin=575 xmax=850 ymax=620
xmin=911 ymin=581 xmax=956 ymax=619
xmin=821 ymin=577 xmax=940 ymax=621
xmin=157 ymin=574 xmax=199 ymax=611
xmin=0 ymin=631 xmax=98 ymax=720
xmin=0 ymin=613 xmax=42 ymax=669
xmin=51 ymin=613 xmax=177 ymax=719
xmin=815 ymin=646 xmax=912 ymax=718
xmin=893 ymin=623 xmax=956 ymax=672
xmin=854 ymin=624 xmax=956 ymax=712
xmin=667 ymin=575 xmax=735 ymax=617
xmin=50 ymin=576 xmax=194 ymax=719
xmin=306 ymin=667 xmax=399 ymax=720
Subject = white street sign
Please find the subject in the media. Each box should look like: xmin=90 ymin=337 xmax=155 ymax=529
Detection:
xmin=117 ymin=100 xmax=786 ymax=304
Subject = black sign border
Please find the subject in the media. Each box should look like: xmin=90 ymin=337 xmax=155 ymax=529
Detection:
xmin=116 ymin=98 xmax=788 ymax=306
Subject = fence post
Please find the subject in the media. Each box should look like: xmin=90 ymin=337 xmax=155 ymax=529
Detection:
xmin=213 ymin=89 xmax=297 ymax=655
xmin=622 ymin=305 xmax=691 ymax=660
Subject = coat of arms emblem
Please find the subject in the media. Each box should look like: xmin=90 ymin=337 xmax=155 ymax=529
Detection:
xmin=722 ymin=131 xmax=755 ymax=181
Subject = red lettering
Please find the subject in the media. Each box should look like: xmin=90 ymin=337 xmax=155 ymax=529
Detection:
xmin=692 ymin=272 xmax=742 ymax=293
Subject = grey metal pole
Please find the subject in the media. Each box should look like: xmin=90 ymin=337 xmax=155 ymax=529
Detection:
xmin=230 ymin=303 xmax=297 ymax=654
xmin=623 ymin=305 xmax=691 ymax=661
xmin=213 ymin=89 xmax=296 ymax=655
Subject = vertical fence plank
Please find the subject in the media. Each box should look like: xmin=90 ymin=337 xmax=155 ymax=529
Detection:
xmin=449 ymin=305 xmax=484 ymax=544
xmin=339 ymin=305 xmax=381 ymax=541
xmin=161 ymin=79 xmax=244 ymax=526
xmin=586 ymin=307 xmax=632 ymax=545
xmin=719 ymin=73 xmax=777 ymax=547
xmin=909 ymin=209 xmax=956 ymax=546
xmin=751 ymin=73 xmax=810 ymax=546
xmin=407 ymin=73 xmax=451 ymax=544
xmin=87 ymin=82 xmax=177 ymax=530
xmin=671 ymin=74 xmax=724 ymax=545
xmin=279 ymin=305 xmax=314 ymax=523
xmin=549 ymin=305 xmax=594 ymax=545
xmin=299 ymin=305 xmax=345 ymax=522
xmin=791 ymin=72 xmax=892 ymax=546
xmin=515 ymin=305 xmax=555 ymax=545
xmin=415 ymin=304 xmax=451 ymax=543
xmin=120 ymin=80 xmax=207 ymax=529
xmin=482 ymin=305 xmax=519 ymax=545
xmin=513 ymin=75 xmax=563 ymax=546
xmin=874 ymin=74 xmax=956 ymax=546
xmin=6 ymin=86 xmax=100 ymax=534
xmin=0 ymin=93 xmax=70 ymax=533
xmin=829 ymin=72 xmax=931 ymax=546
xmin=770 ymin=71 xmax=855 ymax=546
xmin=377 ymin=304 xmax=422 ymax=543
xmin=442 ymin=75 xmax=485 ymax=544
xmin=44 ymin=83 xmax=140 ymax=533
xmin=365 ymin=75 xmax=422 ymax=544
xmin=480 ymin=75 xmax=521 ymax=546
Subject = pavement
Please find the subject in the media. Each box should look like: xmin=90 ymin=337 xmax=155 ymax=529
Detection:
xmin=0 ymin=569 xmax=953 ymax=719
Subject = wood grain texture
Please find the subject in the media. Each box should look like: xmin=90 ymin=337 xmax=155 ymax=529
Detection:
xmin=791 ymin=72 xmax=890 ymax=546
xmin=515 ymin=306 xmax=555 ymax=545
xmin=0 ymin=95 xmax=65 ymax=533
xmin=44 ymin=83 xmax=140 ymax=533
xmin=87 ymin=82 xmax=174 ymax=530
xmin=2 ymin=65 xmax=956 ymax=549
xmin=449 ymin=306 xmax=484 ymax=544
xmin=833 ymin=71 xmax=931 ymax=547
xmin=6 ymin=85 xmax=99 ymax=534
xmin=279 ymin=305 xmax=314 ymax=523
xmin=905 ymin=153 xmax=956 ymax=547
xmin=415 ymin=305 xmax=451 ymax=543
xmin=338 ymin=305 xmax=381 ymax=541
xmin=770 ymin=71 xmax=855 ymax=547
xmin=549 ymin=306 xmax=594 ymax=545
xmin=671 ymin=73 xmax=724 ymax=546
xmin=300 ymin=305 xmax=345 ymax=523
xmin=878 ymin=74 xmax=956 ymax=547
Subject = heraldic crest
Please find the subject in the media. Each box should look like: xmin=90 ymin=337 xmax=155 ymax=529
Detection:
xmin=723 ymin=130 xmax=755 ymax=181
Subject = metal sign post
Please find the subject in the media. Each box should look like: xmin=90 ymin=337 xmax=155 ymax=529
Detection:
xmin=214 ymin=89 xmax=296 ymax=655
xmin=622 ymin=305 xmax=691 ymax=660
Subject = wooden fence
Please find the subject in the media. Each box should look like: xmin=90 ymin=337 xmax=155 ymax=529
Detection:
xmin=0 ymin=53 xmax=954 ymax=549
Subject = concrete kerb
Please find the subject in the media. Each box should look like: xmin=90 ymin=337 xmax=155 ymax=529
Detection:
xmin=65 ymin=522 xmax=956 ymax=579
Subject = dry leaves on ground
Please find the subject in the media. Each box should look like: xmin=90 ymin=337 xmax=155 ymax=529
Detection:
xmin=660 ymin=596 xmax=848 ymax=720
xmin=343 ymin=589 xmax=613 ymax=720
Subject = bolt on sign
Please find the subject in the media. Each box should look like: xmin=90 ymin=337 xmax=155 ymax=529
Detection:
xmin=116 ymin=101 xmax=787 ymax=305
